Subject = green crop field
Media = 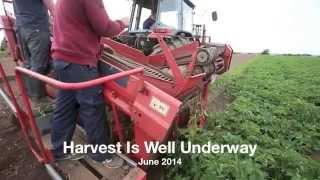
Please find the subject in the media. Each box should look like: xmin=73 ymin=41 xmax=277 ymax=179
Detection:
xmin=167 ymin=55 xmax=320 ymax=180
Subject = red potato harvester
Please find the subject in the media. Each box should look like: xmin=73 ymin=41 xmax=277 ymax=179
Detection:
xmin=0 ymin=0 xmax=232 ymax=179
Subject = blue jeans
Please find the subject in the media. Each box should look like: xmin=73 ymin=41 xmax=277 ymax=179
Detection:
xmin=51 ymin=60 xmax=111 ymax=161
xmin=98 ymin=61 xmax=128 ymax=87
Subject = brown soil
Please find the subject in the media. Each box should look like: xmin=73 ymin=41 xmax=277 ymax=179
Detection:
xmin=208 ymin=53 xmax=256 ymax=112
xmin=0 ymin=101 xmax=50 ymax=180
xmin=208 ymin=87 xmax=231 ymax=113
xmin=0 ymin=51 xmax=16 ymax=78
xmin=229 ymin=53 xmax=256 ymax=70
xmin=311 ymin=151 xmax=320 ymax=161
xmin=0 ymin=51 xmax=50 ymax=180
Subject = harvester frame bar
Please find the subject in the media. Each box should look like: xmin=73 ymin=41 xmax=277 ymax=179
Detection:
xmin=14 ymin=66 xmax=145 ymax=163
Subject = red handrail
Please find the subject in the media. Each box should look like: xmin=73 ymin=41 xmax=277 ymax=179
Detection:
xmin=15 ymin=66 xmax=143 ymax=90
xmin=14 ymin=66 xmax=144 ymax=163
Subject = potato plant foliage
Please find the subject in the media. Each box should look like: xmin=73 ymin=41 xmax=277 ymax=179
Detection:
xmin=167 ymin=56 xmax=320 ymax=180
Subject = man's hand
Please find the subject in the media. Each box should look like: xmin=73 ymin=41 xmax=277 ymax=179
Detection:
xmin=119 ymin=17 xmax=129 ymax=28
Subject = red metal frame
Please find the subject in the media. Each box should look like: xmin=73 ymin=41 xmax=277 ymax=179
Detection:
xmin=103 ymin=29 xmax=233 ymax=128
xmin=224 ymin=44 xmax=233 ymax=71
xmin=1 ymin=66 xmax=152 ymax=179
xmin=13 ymin=66 xmax=181 ymax=164
xmin=14 ymin=67 xmax=145 ymax=162
xmin=102 ymin=38 xmax=199 ymax=67
xmin=16 ymin=66 xmax=144 ymax=90
xmin=1 ymin=63 xmax=50 ymax=159
xmin=0 ymin=11 xmax=183 ymax=166
xmin=102 ymin=33 xmax=208 ymax=98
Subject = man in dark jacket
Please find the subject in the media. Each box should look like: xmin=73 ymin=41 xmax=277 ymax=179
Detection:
xmin=51 ymin=0 xmax=128 ymax=168
xmin=13 ymin=0 xmax=54 ymax=102
xmin=143 ymin=13 xmax=156 ymax=29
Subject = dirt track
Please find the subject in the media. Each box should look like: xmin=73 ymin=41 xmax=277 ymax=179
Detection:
xmin=0 ymin=53 xmax=256 ymax=180
xmin=0 ymin=100 xmax=50 ymax=180
xmin=209 ymin=53 xmax=256 ymax=117
xmin=230 ymin=53 xmax=256 ymax=70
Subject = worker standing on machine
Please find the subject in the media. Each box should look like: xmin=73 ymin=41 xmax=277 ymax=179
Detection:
xmin=51 ymin=0 xmax=129 ymax=168
xmin=143 ymin=12 xmax=156 ymax=29
xmin=13 ymin=0 xmax=54 ymax=103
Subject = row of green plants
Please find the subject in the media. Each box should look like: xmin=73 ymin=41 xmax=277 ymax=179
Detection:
xmin=167 ymin=55 xmax=320 ymax=180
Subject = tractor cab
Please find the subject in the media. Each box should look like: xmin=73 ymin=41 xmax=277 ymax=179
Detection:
xmin=127 ymin=0 xmax=218 ymax=44
xmin=129 ymin=0 xmax=195 ymax=33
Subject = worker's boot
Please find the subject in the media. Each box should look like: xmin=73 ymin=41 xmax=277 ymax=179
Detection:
xmin=27 ymin=78 xmax=47 ymax=102
xmin=28 ymin=77 xmax=51 ymax=104
xmin=54 ymin=153 xmax=85 ymax=161
xmin=22 ymin=75 xmax=54 ymax=116
xmin=22 ymin=74 xmax=46 ymax=101
xmin=94 ymin=155 xmax=124 ymax=169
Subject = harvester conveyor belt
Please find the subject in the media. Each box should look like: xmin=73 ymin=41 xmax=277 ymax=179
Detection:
xmin=101 ymin=52 xmax=174 ymax=82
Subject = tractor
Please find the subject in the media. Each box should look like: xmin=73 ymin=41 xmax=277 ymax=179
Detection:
xmin=0 ymin=0 xmax=232 ymax=179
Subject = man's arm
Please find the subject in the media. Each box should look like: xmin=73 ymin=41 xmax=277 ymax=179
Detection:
xmin=83 ymin=0 xmax=126 ymax=37
xmin=42 ymin=0 xmax=54 ymax=16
